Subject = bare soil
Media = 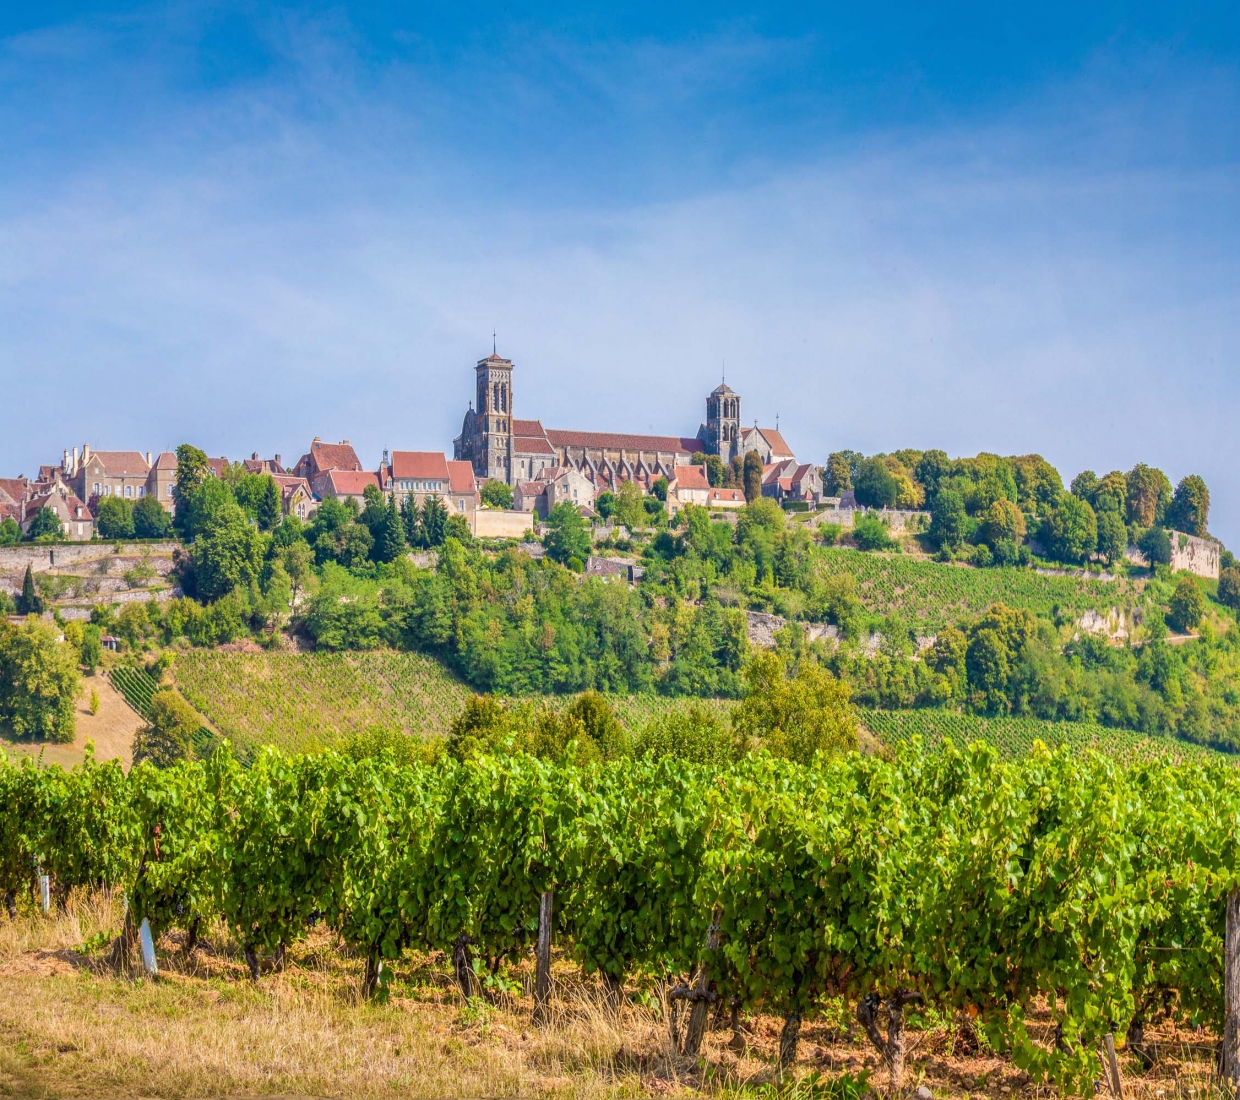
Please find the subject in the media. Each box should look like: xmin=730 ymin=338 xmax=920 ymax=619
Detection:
xmin=1 ymin=674 xmax=141 ymax=770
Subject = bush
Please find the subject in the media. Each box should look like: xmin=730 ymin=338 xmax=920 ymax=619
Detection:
xmin=632 ymin=704 xmax=735 ymax=766
xmin=732 ymin=651 xmax=857 ymax=764
xmin=852 ymin=513 xmax=894 ymax=552
xmin=818 ymin=521 xmax=842 ymax=546
xmin=1218 ymin=567 xmax=1240 ymax=611
xmin=132 ymin=688 xmax=199 ymax=767
xmin=1138 ymin=526 xmax=1172 ymax=566
xmin=95 ymin=497 xmax=135 ymax=540
xmin=1167 ymin=575 xmax=1206 ymax=634
xmin=133 ymin=494 xmax=173 ymax=539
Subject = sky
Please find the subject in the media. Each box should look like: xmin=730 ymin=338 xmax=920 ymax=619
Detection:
xmin=1 ymin=2 xmax=1238 ymax=540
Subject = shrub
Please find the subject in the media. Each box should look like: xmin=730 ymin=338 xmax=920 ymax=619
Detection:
xmin=1218 ymin=567 xmax=1240 ymax=611
xmin=0 ymin=618 xmax=81 ymax=742
xmin=852 ymin=513 xmax=894 ymax=552
xmin=1167 ymin=575 xmax=1206 ymax=634
xmin=132 ymin=688 xmax=199 ymax=767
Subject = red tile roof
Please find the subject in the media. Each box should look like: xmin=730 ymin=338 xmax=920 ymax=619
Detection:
xmin=515 ymin=435 xmax=556 ymax=456
xmin=272 ymin=475 xmax=313 ymax=501
xmin=309 ymin=440 xmax=363 ymax=474
xmin=512 ymin=419 xmax=546 ymax=436
xmin=544 ymin=429 xmax=703 ymax=455
xmin=0 ymin=478 xmax=26 ymax=505
xmin=389 ymin=451 xmax=450 ymax=480
xmin=673 ymin=465 xmax=710 ymax=491
xmin=207 ymin=457 xmax=230 ymax=478
xmin=319 ymin=470 xmax=381 ymax=497
xmin=708 ymin=488 xmax=746 ymax=503
xmin=152 ymin=452 xmax=177 ymax=471
xmin=446 ymin=460 xmax=477 ymax=495
xmin=86 ymin=451 xmax=150 ymax=476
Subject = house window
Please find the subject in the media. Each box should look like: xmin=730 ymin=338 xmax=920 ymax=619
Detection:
xmin=297 ymin=503 xmax=306 ymax=518
xmin=92 ymin=482 xmax=100 ymax=496
xmin=137 ymin=487 xmax=144 ymax=498
xmin=167 ymin=484 xmax=173 ymax=497
xmin=458 ymin=500 xmax=465 ymax=511
xmin=104 ymin=485 xmax=112 ymax=496
xmin=124 ymin=485 xmax=132 ymax=498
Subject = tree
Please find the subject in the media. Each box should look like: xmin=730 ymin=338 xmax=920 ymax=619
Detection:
xmin=257 ymin=475 xmax=282 ymax=532
xmin=480 ymin=479 xmax=514 ymax=509
xmin=651 ymin=476 xmax=669 ymax=502
xmin=400 ymin=493 xmax=420 ymax=544
xmin=336 ymin=524 xmax=374 ymax=568
xmin=374 ymin=495 xmax=406 ymax=564
xmin=543 ymin=501 xmax=591 ymax=566
xmin=852 ymin=456 xmax=900 ymax=508
xmin=824 ymin=452 xmax=853 ymax=496
xmin=78 ymin=624 xmax=102 ymax=673
xmin=1126 ymin=463 xmax=1172 ymax=528
xmin=132 ymin=494 xmax=172 ymax=539
xmin=1137 ymin=526 xmax=1172 ymax=566
xmin=0 ymin=618 xmax=81 ymax=742
xmin=133 ymin=689 xmax=199 ymax=767
xmin=18 ymin=564 xmax=43 ymax=616
xmin=1167 ymin=575 xmax=1206 ymax=634
xmin=359 ymin=484 xmax=386 ymax=538
xmin=1070 ymin=470 xmax=1099 ymax=502
xmin=741 ymin=451 xmax=763 ymax=504
xmin=928 ymin=489 xmax=969 ymax=550
xmin=95 ymin=496 xmax=135 ymax=539
xmin=731 ymin=651 xmax=857 ymax=764
xmin=913 ymin=449 xmax=952 ymax=499
xmin=444 ymin=513 xmax=472 ymax=544
xmin=1168 ymin=475 xmax=1210 ymax=536
xmin=981 ymin=499 xmax=1026 ymax=549
xmin=1218 ymin=567 xmax=1240 ymax=611
xmin=281 ymin=540 xmax=317 ymax=610
xmin=23 ymin=507 xmax=63 ymax=542
xmin=1042 ymin=492 xmax=1097 ymax=563
xmin=964 ymin=603 xmax=1036 ymax=713
xmin=1009 ymin=454 xmax=1062 ymax=513
xmin=172 ymin=444 xmax=211 ymax=538
xmin=421 ymin=495 xmax=448 ymax=548
xmin=852 ymin=513 xmax=894 ymax=552
xmin=1094 ymin=471 xmax=1129 ymax=515
xmin=595 ymin=492 xmax=615 ymax=521
xmin=613 ymin=481 xmax=646 ymax=530
xmin=192 ymin=502 xmax=266 ymax=601
xmin=692 ymin=452 xmax=725 ymax=488
xmin=0 ymin=517 xmax=19 ymax=547
xmin=1095 ymin=510 xmax=1127 ymax=564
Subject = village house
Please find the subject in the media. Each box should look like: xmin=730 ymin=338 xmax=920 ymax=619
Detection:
xmin=146 ymin=452 xmax=178 ymax=512
xmin=513 ymin=465 xmax=596 ymax=519
xmin=0 ymin=477 xmax=28 ymax=525
xmin=272 ymin=475 xmax=318 ymax=520
xmin=761 ymin=460 xmax=823 ymax=504
xmin=64 ymin=445 xmax=152 ymax=505
xmin=706 ymin=487 xmax=747 ymax=511
xmin=291 ymin=439 xmax=363 ymax=482
xmin=312 ymin=469 xmax=381 ymax=508
xmin=667 ymin=464 xmax=710 ymax=515
xmin=21 ymin=481 xmax=94 ymax=540
xmin=379 ymin=451 xmax=479 ymax=519
xmin=243 ymin=453 xmax=285 ymax=475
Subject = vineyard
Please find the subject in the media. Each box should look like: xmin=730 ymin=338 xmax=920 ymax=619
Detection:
xmin=816 ymin=548 xmax=1135 ymax=631
xmin=5 ymin=742 xmax=1240 ymax=1094
xmin=857 ymin=708 xmax=1228 ymax=763
xmin=173 ymin=650 xmax=735 ymax=753
xmin=109 ymin=665 xmax=216 ymax=758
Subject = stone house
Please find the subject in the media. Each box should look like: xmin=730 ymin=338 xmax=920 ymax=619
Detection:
xmin=0 ymin=478 xmax=28 ymax=525
xmin=706 ymin=487 xmax=747 ymax=511
xmin=740 ymin=426 xmax=795 ymax=465
xmin=145 ymin=452 xmax=178 ymax=513
xmin=272 ymin=476 xmax=318 ymax=521
xmin=243 ymin=453 xmax=285 ymax=475
xmin=379 ymin=452 xmax=478 ymax=518
xmin=667 ymin=464 xmax=710 ymax=515
xmin=291 ymin=439 xmax=364 ymax=482
xmin=761 ymin=460 xmax=823 ymax=504
xmin=21 ymin=482 xmax=94 ymax=540
xmin=513 ymin=466 xmax=595 ymax=519
xmin=65 ymin=446 xmax=152 ymax=506
xmin=312 ymin=469 xmax=381 ymax=507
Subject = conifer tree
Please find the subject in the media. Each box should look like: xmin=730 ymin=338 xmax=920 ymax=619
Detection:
xmin=257 ymin=475 xmax=282 ymax=532
xmin=422 ymin=495 xmax=448 ymax=548
xmin=400 ymin=493 xmax=420 ymax=546
xmin=375 ymin=495 xmax=406 ymax=563
xmin=18 ymin=564 xmax=42 ymax=616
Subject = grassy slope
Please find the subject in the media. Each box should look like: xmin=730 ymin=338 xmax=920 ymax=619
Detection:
xmin=815 ymin=548 xmax=1135 ymax=631
xmin=174 ymin=649 xmax=1229 ymax=765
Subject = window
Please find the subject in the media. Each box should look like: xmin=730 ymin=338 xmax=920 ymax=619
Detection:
xmin=297 ymin=502 xmax=306 ymax=518
xmin=458 ymin=500 xmax=465 ymax=511
xmin=137 ymin=487 xmax=144 ymax=498
xmin=167 ymin=484 xmax=173 ymax=497
xmin=104 ymin=485 xmax=112 ymax=497
xmin=92 ymin=482 xmax=100 ymax=496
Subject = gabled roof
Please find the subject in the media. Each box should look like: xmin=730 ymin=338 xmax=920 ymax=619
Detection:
xmin=673 ymin=465 xmax=710 ymax=491
xmin=544 ymin=428 xmax=703 ymax=455
xmin=707 ymin=488 xmax=746 ymax=502
xmin=85 ymin=451 xmax=150 ymax=476
xmin=446 ymin=460 xmax=477 ymax=495
xmin=152 ymin=452 xmax=177 ymax=471
xmin=207 ymin=457 xmax=230 ymax=478
xmin=309 ymin=440 xmax=363 ymax=473
xmin=389 ymin=451 xmax=450 ymax=481
xmin=742 ymin=427 xmax=794 ymax=459
xmin=0 ymin=478 xmax=26 ymax=505
xmin=318 ymin=470 xmax=380 ymax=497
xmin=711 ymin=382 xmax=737 ymax=395
xmin=515 ymin=435 xmax=556 ymax=456
xmin=272 ymin=475 xmax=313 ymax=500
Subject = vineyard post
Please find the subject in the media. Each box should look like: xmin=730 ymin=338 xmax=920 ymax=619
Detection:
xmin=1223 ymin=887 xmax=1240 ymax=1087
xmin=38 ymin=873 xmax=49 ymax=914
xmin=1103 ymin=1032 xmax=1123 ymax=1098
xmin=534 ymin=889 xmax=553 ymax=1023
xmin=138 ymin=918 xmax=159 ymax=977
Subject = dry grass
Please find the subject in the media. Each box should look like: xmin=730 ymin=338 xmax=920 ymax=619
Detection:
xmin=1 ymin=674 xmax=141 ymax=772
xmin=0 ymin=892 xmax=1226 ymax=1099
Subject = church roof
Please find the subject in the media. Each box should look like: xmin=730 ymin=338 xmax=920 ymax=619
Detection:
xmin=0 ymin=478 xmax=27 ymax=505
xmin=743 ymin=426 xmax=794 ymax=459
xmin=711 ymin=382 xmax=736 ymax=395
xmin=389 ymin=451 xmax=450 ymax=480
xmin=545 ymin=429 xmax=703 ymax=455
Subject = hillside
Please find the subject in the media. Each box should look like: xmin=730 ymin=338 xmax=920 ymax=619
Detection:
xmin=815 ymin=547 xmax=1135 ymax=632
xmin=170 ymin=648 xmax=1226 ymax=764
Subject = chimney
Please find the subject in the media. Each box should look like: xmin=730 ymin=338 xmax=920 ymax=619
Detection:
xmin=252 ymin=451 xmax=259 ymax=460
xmin=83 ymin=443 xmax=90 ymax=464
xmin=63 ymin=449 xmax=70 ymax=472
xmin=275 ymin=454 xmax=282 ymax=468
xmin=72 ymin=447 xmax=79 ymax=475
xmin=146 ymin=451 xmax=152 ymax=466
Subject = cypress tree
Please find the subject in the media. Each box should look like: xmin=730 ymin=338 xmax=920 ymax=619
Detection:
xmin=422 ymin=495 xmax=448 ymax=548
xmin=376 ymin=496 xmax=406 ymax=564
xmin=257 ymin=476 xmax=282 ymax=532
xmin=400 ymin=493 xmax=420 ymax=547
xmin=19 ymin=564 xmax=43 ymax=615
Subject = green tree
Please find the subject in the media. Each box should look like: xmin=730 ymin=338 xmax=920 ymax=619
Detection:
xmin=731 ymin=650 xmax=857 ymax=764
xmin=1218 ymin=567 xmax=1240 ymax=611
xmin=742 ymin=451 xmax=764 ymax=504
xmin=336 ymin=524 xmax=374 ymax=568
xmin=257 ymin=475 xmax=282 ymax=532
xmin=0 ymin=617 xmax=81 ymax=742
xmin=1095 ymin=510 xmax=1127 ymax=564
xmin=613 ymin=480 xmax=646 ymax=530
xmin=172 ymin=444 xmax=211 ymax=538
xmin=595 ymin=491 xmax=615 ymax=520
xmin=95 ymin=496 xmax=135 ymax=539
xmin=17 ymin=564 xmax=43 ymax=615
xmin=824 ymin=452 xmax=853 ymax=496
xmin=852 ymin=456 xmax=899 ymax=508
xmin=421 ymin=495 xmax=448 ymax=548
xmin=193 ymin=502 xmax=266 ymax=601
xmin=1167 ymin=575 xmax=1206 ymax=634
xmin=1009 ymin=454 xmax=1062 ymax=512
xmin=23 ymin=507 xmax=63 ymax=542
xmin=132 ymin=494 xmax=172 ymax=539
xmin=132 ymin=689 xmax=199 ymax=767
xmin=0 ymin=517 xmax=19 ymax=546
xmin=78 ymin=624 xmax=103 ymax=673
xmin=1137 ymin=526 xmax=1172 ymax=566
xmin=981 ymin=498 xmax=1026 ymax=549
xmin=1126 ymin=463 xmax=1172 ymax=527
xmin=651 ymin=476 xmax=669 ymax=502
xmin=444 ymin=513 xmax=472 ymax=544
xmin=480 ymin=479 xmax=514 ymax=509
xmin=852 ymin=513 xmax=894 ymax=551
xmin=399 ymin=493 xmax=419 ymax=544
xmin=543 ymin=501 xmax=591 ymax=565
xmin=1042 ymin=492 xmax=1097 ymax=563
xmin=1168 ymin=475 xmax=1210 ymax=536
xmin=964 ymin=603 xmax=1036 ymax=713
xmin=691 ymin=452 xmax=726 ymax=488
xmin=374 ymin=495 xmax=406 ymax=564
xmin=929 ymin=489 xmax=969 ymax=550
xmin=1070 ymin=470 xmax=1099 ymax=502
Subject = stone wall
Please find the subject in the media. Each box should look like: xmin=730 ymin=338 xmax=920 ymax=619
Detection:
xmin=0 ymin=541 xmax=179 ymax=574
xmin=472 ymin=509 xmax=535 ymax=539
xmin=1125 ymin=531 xmax=1220 ymax=580
xmin=814 ymin=507 xmax=930 ymax=532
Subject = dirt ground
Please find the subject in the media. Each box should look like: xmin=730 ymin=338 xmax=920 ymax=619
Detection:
xmin=1 ymin=673 xmax=141 ymax=770
xmin=0 ymin=891 xmax=1225 ymax=1100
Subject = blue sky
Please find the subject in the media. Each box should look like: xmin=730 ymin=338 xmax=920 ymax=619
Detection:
xmin=2 ymin=2 xmax=1238 ymax=540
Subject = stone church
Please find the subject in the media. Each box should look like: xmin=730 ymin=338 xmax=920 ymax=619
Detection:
xmin=453 ymin=349 xmax=795 ymax=488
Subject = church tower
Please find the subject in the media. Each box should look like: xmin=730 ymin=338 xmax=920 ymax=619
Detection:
xmin=473 ymin=348 xmax=515 ymax=483
xmin=704 ymin=382 xmax=741 ymax=464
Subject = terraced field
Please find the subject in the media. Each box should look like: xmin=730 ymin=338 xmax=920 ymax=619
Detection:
xmin=816 ymin=548 xmax=1135 ymax=631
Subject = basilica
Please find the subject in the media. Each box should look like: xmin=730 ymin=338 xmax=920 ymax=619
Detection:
xmin=453 ymin=349 xmax=796 ymax=489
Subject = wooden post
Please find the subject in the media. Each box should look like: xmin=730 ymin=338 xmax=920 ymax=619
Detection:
xmin=534 ymin=889 xmax=553 ymax=1023
xmin=1104 ymin=1032 xmax=1123 ymax=1099
xmin=39 ymin=874 xmax=50 ymax=914
xmin=1224 ymin=887 xmax=1240 ymax=1086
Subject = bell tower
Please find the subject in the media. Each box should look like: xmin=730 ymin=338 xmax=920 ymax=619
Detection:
xmin=705 ymin=381 xmax=741 ymax=464
xmin=474 ymin=344 xmax=515 ymax=483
